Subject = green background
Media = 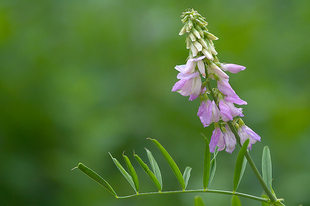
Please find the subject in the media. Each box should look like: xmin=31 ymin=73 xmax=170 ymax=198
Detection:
xmin=1 ymin=0 xmax=310 ymax=205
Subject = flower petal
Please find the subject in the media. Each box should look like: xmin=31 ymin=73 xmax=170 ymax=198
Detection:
xmin=221 ymin=64 xmax=246 ymax=73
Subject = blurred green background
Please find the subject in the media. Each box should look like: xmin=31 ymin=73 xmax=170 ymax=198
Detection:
xmin=1 ymin=0 xmax=310 ymax=205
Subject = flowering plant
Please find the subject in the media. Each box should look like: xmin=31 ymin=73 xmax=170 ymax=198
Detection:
xmin=73 ymin=9 xmax=285 ymax=206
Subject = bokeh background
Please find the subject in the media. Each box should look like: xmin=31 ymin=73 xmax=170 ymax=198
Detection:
xmin=1 ymin=0 xmax=310 ymax=205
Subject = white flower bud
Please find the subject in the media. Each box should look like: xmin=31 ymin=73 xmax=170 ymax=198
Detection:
xmin=193 ymin=41 xmax=202 ymax=51
xmin=192 ymin=28 xmax=201 ymax=39
xmin=195 ymin=25 xmax=204 ymax=38
xmin=198 ymin=38 xmax=208 ymax=49
xmin=179 ymin=25 xmax=187 ymax=36
xmin=202 ymin=48 xmax=213 ymax=60
xmin=209 ymin=45 xmax=218 ymax=55
xmin=188 ymin=32 xmax=196 ymax=42
xmin=186 ymin=38 xmax=191 ymax=49
xmin=190 ymin=44 xmax=198 ymax=57
xmin=206 ymin=32 xmax=218 ymax=40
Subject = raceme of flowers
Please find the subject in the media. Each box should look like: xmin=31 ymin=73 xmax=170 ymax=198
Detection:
xmin=172 ymin=9 xmax=261 ymax=153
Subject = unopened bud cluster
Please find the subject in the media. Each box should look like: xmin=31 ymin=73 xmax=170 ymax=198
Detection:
xmin=172 ymin=9 xmax=260 ymax=153
xmin=179 ymin=9 xmax=218 ymax=60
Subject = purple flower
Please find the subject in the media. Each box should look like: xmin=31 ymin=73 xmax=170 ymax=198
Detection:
xmin=209 ymin=127 xmax=225 ymax=153
xmin=208 ymin=63 xmax=229 ymax=80
xmin=223 ymin=124 xmax=236 ymax=153
xmin=172 ymin=72 xmax=202 ymax=98
xmin=197 ymin=100 xmax=220 ymax=127
xmin=221 ymin=64 xmax=246 ymax=73
xmin=172 ymin=57 xmax=207 ymax=100
xmin=238 ymin=125 xmax=261 ymax=149
xmin=219 ymin=100 xmax=243 ymax=122
xmin=217 ymin=79 xmax=247 ymax=105
xmin=179 ymin=56 xmax=206 ymax=77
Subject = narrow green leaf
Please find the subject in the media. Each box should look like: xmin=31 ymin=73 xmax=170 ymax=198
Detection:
xmin=148 ymin=138 xmax=185 ymax=189
xmin=203 ymin=136 xmax=211 ymax=189
xmin=231 ymin=195 xmax=242 ymax=206
xmin=233 ymin=139 xmax=250 ymax=192
xmin=109 ymin=153 xmax=136 ymax=192
xmin=194 ymin=196 xmax=205 ymax=206
xmin=134 ymin=153 xmax=162 ymax=191
xmin=145 ymin=148 xmax=162 ymax=189
xmin=76 ymin=163 xmax=117 ymax=197
xmin=208 ymin=146 xmax=219 ymax=187
xmin=183 ymin=166 xmax=192 ymax=189
xmin=122 ymin=153 xmax=139 ymax=193
xmin=262 ymin=146 xmax=273 ymax=190
xmin=237 ymin=156 xmax=247 ymax=188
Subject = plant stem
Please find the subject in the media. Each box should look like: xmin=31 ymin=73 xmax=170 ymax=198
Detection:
xmin=206 ymin=80 xmax=280 ymax=204
xmin=117 ymin=189 xmax=269 ymax=202
xmin=227 ymin=121 xmax=278 ymax=203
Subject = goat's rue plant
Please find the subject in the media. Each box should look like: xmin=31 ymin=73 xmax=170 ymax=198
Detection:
xmin=73 ymin=9 xmax=285 ymax=206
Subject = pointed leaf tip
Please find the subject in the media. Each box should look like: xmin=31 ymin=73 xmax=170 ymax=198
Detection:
xmin=183 ymin=166 xmax=192 ymax=189
xmin=208 ymin=146 xmax=219 ymax=187
xmin=122 ymin=153 xmax=140 ymax=193
xmin=233 ymin=139 xmax=249 ymax=192
xmin=109 ymin=153 xmax=137 ymax=192
xmin=145 ymin=148 xmax=163 ymax=189
xmin=76 ymin=163 xmax=117 ymax=197
xmin=203 ymin=137 xmax=211 ymax=189
xmin=149 ymin=138 xmax=185 ymax=189
xmin=262 ymin=146 xmax=273 ymax=190
xmin=194 ymin=196 xmax=206 ymax=206
xmin=134 ymin=153 xmax=162 ymax=191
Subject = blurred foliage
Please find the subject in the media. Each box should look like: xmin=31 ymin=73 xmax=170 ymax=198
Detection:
xmin=0 ymin=0 xmax=310 ymax=205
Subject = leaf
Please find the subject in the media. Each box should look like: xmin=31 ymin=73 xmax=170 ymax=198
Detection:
xmin=203 ymin=136 xmax=211 ymax=189
xmin=208 ymin=146 xmax=219 ymax=187
xmin=134 ymin=153 xmax=162 ymax=191
xmin=231 ymin=195 xmax=242 ymax=206
xmin=237 ymin=156 xmax=247 ymax=188
xmin=262 ymin=146 xmax=273 ymax=191
xmin=122 ymin=153 xmax=139 ymax=193
xmin=148 ymin=138 xmax=185 ymax=190
xmin=145 ymin=148 xmax=162 ymax=189
xmin=109 ymin=152 xmax=136 ymax=192
xmin=233 ymin=139 xmax=250 ymax=192
xmin=183 ymin=166 xmax=192 ymax=189
xmin=194 ymin=196 xmax=205 ymax=206
xmin=75 ymin=163 xmax=117 ymax=197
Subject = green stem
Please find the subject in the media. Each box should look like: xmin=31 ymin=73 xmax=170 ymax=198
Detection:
xmin=206 ymin=80 xmax=280 ymax=204
xmin=227 ymin=121 xmax=278 ymax=203
xmin=117 ymin=189 xmax=269 ymax=202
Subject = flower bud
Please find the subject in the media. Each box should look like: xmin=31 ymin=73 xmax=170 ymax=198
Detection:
xmin=202 ymin=48 xmax=213 ymax=60
xmin=191 ymin=44 xmax=198 ymax=57
xmin=192 ymin=28 xmax=201 ymax=39
xmin=179 ymin=25 xmax=187 ymax=36
xmin=193 ymin=41 xmax=203 ymax=51
xmin=205 ymin=31 xmax=218 ymax=40
xmin=198 ymin=38 xmax=208 ymax=49
xmin=188 ymin=32 xmax=196 ymax=42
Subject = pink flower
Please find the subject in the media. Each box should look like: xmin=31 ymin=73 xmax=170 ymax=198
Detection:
xmin=197 ymin=100 xmax=220 ymax=127
xmin=172 ymin=72 xmax=201 ymax=98
xmin=208 ymin=63 xmax=229 ymax=80
xmin=238 ymin=125 xmax=261 ymax=149
xmin=217 ymin=79 xmax=247 ymax=105
xmin=219 ymin=100 xmax=243 ymax=122
xmin=209 ymin=127 xmax=225 ymax=153
xmin=172 ymin=57 xmax=207 ymax=100
xmin=223 ymin=124 xmax=236 ymax=153
xmin=177 ymin=56 xmax=206 ymax=77
xmin=221 ymin=64 xmax=246 ymax=73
